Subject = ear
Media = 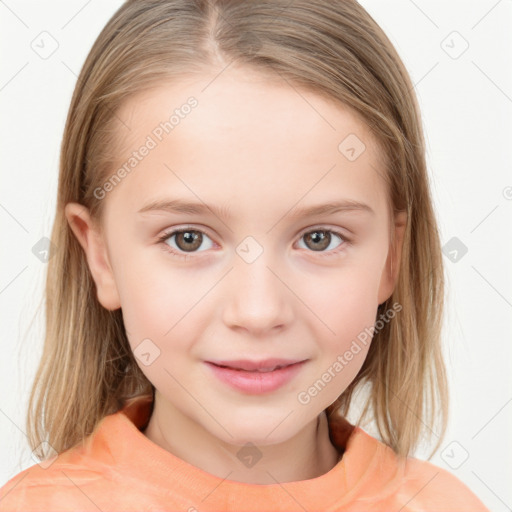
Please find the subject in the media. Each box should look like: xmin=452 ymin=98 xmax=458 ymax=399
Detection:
xmin=377 ymin=210 xmax=407 ymax=306
xmin=64 ymin=202 xmax=121 ymax=311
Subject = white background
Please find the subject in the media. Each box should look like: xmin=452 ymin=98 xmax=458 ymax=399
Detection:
xmin=1 ymin=1 xmax=511 ymax=510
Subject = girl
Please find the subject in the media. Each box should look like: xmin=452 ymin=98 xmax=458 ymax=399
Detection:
xmin=0 ymin=0 xmax=489 ymax=510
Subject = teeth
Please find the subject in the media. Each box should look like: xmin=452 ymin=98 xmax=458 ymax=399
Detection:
xmin=255 ymin=366 xmax=278 ymax=372
xmin=218 ymin=364 xmax=287 ymax=372
xmin=234 ymin=366 xmax=281 ymax=372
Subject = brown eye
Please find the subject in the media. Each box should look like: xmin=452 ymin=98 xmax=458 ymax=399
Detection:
xmin=173 ymin=230 xmax=203 ymax=252
xmin=298 ymin=228 xmax=347 ymax=254
xmin=158 ymin=228 xmax=214 ymax=258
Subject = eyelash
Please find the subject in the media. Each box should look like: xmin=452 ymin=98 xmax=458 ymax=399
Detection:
xmin=156 ymin=226 xmax=351 ymax=261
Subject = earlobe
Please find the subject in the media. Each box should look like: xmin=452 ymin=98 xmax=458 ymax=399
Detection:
xmin=64 ymin=203 xmax=121 ymax=311
xmin=377 ymin=211 xmax=407 ymax=306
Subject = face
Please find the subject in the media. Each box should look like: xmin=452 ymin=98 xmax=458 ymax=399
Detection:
xmin=66 ymin=66 xmax=406 ymax=448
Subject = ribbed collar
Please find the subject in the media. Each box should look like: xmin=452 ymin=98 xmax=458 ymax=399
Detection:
xmin=78 ymin=393 xmax=394 ymax=510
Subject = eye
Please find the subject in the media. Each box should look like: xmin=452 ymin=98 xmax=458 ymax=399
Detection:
xmin=157 ymin=227 xmax=214 ymax=260
xmin=296 ymin=227 xmax=349 ymax=256
xmin=157 ymin=226 xmax=350 ymax=261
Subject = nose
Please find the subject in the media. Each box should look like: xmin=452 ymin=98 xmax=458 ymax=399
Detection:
xmin=221 ymin=253 xmax=294 ymax=336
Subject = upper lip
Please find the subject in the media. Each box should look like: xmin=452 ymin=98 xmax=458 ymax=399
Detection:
xmin=207 ymin=358 xmax=306 ymax=371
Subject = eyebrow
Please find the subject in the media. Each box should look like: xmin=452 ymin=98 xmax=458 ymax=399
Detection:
xmin=137 ymin=198 xmax=375 ymax=220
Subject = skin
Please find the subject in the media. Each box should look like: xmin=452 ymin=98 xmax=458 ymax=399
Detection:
xmin=65 ymin=66 xmax=406 ymax=485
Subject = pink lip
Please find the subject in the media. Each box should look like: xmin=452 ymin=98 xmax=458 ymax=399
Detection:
xmin=207 ymin=358 xmax=304 ymax=371
xmin=204 ymin=360 xmax=307 ymax=394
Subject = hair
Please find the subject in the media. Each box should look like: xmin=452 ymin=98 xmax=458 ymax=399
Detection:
xmin=26 ymin=0 xmax=448 ymax=461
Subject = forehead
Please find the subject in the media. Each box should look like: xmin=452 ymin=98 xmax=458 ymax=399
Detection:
xmin=107 ymin=68 xmax=389 ymax=220
xmin=118 ymin=68 xmax=379 ymax=153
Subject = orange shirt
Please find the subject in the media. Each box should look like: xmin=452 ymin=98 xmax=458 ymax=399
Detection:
xmin=0 ymin=394 xmax=489 ymax=511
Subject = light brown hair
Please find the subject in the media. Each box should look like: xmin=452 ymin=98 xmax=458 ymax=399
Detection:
xmin=26 ymin=0 xmax=448 ymax=461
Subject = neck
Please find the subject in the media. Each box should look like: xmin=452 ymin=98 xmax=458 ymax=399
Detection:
xmin=142 ymin=393 xmax=343 ymax=484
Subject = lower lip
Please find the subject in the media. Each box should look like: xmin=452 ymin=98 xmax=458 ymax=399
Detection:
xmin=204 ymin=361 xmax=306 ymax=394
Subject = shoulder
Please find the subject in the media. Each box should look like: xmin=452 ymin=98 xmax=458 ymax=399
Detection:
xmin=0 ymin=461 xmax=109 ymax=512
xmin=349 ymin=428 xmax=489 ymax=511
xmin=397 ymin=456 xmax=489 ymax=511
xmin=0 ymin=464 xmax=97 ymax=512
xmin=0 ymin=406 xmax=158 ymax=511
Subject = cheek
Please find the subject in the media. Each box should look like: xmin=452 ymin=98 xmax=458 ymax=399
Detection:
xmin=302 ymin=265 xmax=381 ymax=374
xmin=111 ymin=250 xmax=178 ymax=340
xmin=115 ymin=255 xmax=212 ymax=355
xmin=304 ymin=262 xmax=382 ymax=328
xmin=118 ymin=274 xmax=195 ymax=388
xmin=295 ymin=275 xmax=377 ymax=413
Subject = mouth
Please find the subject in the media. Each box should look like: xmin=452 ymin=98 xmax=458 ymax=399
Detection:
xmin=204 ymin=359 xmax=308 ymax=394
xmin=206 ymin=358 xmax=306 ymax=372
xmin=212 ymin=363 xmax=294 ymax=372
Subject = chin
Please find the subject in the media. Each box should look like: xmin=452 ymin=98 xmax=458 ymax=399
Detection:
xmin=212 ymin=418 xmax=306 ymax=448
